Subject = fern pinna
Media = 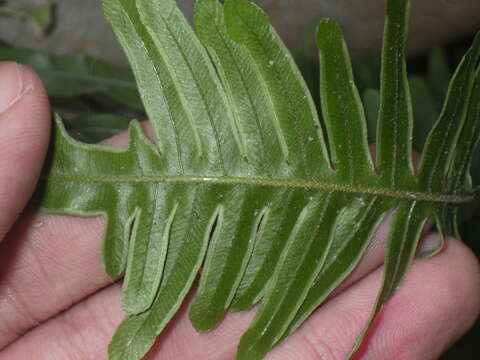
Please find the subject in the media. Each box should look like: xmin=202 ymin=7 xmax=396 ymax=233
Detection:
xmin=38 ymin=0 xmax=480 ymax=359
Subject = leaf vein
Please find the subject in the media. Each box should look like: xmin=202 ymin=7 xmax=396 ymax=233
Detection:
xmin=46 ymin=174 xmax=473 ymax=203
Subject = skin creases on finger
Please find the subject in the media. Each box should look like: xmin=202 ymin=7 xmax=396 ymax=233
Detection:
xmin=0 ymin=283 xmax=254 ymax=360
xmin=0 ymin=211 xmax=111 ymax=349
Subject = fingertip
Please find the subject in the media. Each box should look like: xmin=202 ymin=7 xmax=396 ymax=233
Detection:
xmin=0 ymin=61 xmax=50 ymax=148
xmin=0 ymin=62 xmax=45 ymax=112
xmin=0 ymin=61 xmax=51 ymax=240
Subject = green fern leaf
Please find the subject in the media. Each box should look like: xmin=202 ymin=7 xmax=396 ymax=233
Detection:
xmin=37 ymin=0 xmax=480 ymax=359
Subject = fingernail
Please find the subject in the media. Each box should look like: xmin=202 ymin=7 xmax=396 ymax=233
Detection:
xmin=418 ymin=234 xmax=443 ymax=258
xmin=0 ymin=62 xmax=36 ymax=115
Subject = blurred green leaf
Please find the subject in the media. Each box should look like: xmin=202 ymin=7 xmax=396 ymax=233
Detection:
xmin=409 ymin=75 xmax=441 ymax=151
xmin=352 ymin=53 xmax=381 ymax=91
xmin=363 ymin=88 xmax=380 ymax=144
xmin=0 ymin=4 xmax=54 ymax=32
xmin=0 ymin=42 xmax=143 ymax=110
xmin=427 ymin=47 xmax=452 ymax=102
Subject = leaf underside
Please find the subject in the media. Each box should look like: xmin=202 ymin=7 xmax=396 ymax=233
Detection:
xmin=38 ymin=0 xmax=480 ymax=359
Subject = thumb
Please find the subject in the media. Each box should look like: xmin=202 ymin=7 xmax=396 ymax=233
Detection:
xmin=0 ymin=61 xmax=50 ymax=241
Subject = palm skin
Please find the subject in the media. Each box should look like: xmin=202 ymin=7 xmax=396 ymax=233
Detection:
xmin=0 ymin=61 xmax=478 ymax=360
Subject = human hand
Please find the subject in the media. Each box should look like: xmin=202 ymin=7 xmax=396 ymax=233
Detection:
xmin=0 ymin=61 xmax=478 ymax=360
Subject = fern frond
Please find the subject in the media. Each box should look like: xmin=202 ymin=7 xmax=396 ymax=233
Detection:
xmin=38 ymin=0 xmax=480 ymax=359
